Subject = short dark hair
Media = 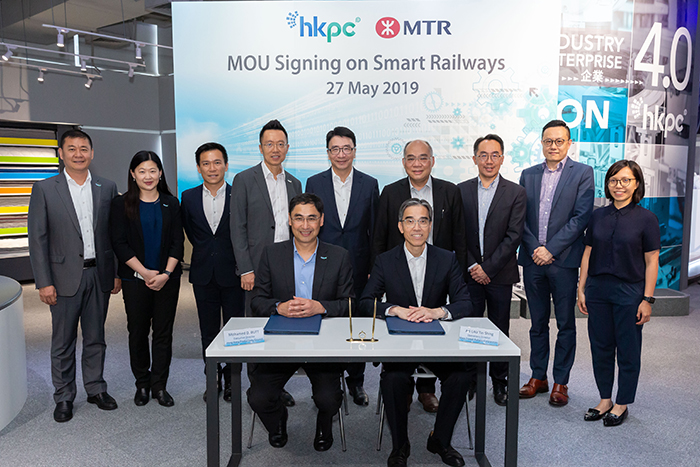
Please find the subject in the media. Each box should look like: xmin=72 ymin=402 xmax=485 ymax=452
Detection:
xmin=259 ymin=119 xmax=288 ymax=143
xmin=289 ymin=193 xmax=324 ymax=216
xmin=542 ymin=119 xmax=571 ymax=140
xmin=398 ymin=198 xmax=433 ymax=222
xmin=473 ymin=134 xmax=504 ymax=155
xmin=60 ymin=129 xmax=92 ymax=150
xmin=195 ymin=142 xmax=228 ymax=165
xmin=326 ymin=126 xmax=356 ymax=147
xmin=403 ymin=139 xmax=433 ymax=157
xmin=604 ymin=160 xmax=645 ymax=204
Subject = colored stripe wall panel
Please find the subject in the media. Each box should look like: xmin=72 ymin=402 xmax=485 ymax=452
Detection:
xmin=0 ymin=137 xmax=58 ymax=147
xmin=0 ymin=156 xmax=59 ymax=164
xmin=0 ymin=207 xmax=29 ymax=215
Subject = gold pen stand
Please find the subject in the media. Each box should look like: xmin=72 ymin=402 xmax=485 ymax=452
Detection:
xmin=346 ymin=297 xmax=379 ymax=342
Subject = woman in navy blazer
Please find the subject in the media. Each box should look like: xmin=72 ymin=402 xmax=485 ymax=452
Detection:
xmin=110 ymin=151 xmax=184 ymax=408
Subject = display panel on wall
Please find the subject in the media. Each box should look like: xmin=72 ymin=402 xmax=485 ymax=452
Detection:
xmin=0 ymin=124 xmax=59 ymax=263
xmin=172 ymin=0 xmax=697 ymax=290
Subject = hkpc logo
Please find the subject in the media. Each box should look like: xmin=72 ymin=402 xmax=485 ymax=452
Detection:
xmin=375 ymin=17 xmax=452 ymax=38
xmin=286 ymin=11 xmax=359 ymax=43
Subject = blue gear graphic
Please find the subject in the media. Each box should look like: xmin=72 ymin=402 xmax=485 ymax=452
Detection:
xmin=516 ymin=86 xmax=556 ymax=135
xmin=423 ymin=91 xmax=443 ymax=112
xmin=466 ymin=101 xmax=495 ymax=131
xmin=471 ymin=68 xmax=519 ymax=116
xmin=453 ymin=107 xmax=462 ymax=117
xmin=451 ymin=137 xmax=465 ymax=150
xmin=510 ymin=137 xmax=540 ymax=171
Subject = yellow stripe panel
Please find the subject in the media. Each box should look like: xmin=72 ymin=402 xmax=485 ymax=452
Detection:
xmin=0 ymin=137 xmax=58 ymax=147
xmin=0 ymin=206 xmax=29 ymax=214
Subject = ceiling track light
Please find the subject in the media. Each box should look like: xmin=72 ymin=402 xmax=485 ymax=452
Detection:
xmin=85 ymin=77 xmax=93 ymax=89
xmin=38 ymin=69 xmax=45 ymax=82
xmin=2 ymin=47 xmax=14 ymax=61
xmin=135 ymin=44 xmax=142 ymax=61
xmin=57 ymin=31 xmax=65 ymax=48
xmin=80 ymin=58 xmax=87 ymax=72
xmin=128 ymin=65 xmax=134 ymax=78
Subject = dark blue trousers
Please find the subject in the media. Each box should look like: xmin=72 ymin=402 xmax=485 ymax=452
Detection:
xmin=585 ymin=275 xmax=644 ymax=405
xmin=523 ymin=263 xmax=578 ymax=385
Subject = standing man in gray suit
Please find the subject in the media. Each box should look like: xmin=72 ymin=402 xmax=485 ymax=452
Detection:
xmin=28 ymin=129 xmax=121 ymax=423
xmin=231 ymin=119 xmax=302 ymax=406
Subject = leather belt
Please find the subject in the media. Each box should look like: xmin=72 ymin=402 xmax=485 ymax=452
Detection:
xmin=83 ymin=258 xmax=97 ymax=268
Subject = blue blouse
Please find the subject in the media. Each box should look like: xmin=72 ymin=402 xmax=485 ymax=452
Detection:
xmin=140 ymin=199 xmax=162 ymax=271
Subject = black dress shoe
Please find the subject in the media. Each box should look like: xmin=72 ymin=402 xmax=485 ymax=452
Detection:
xmin=223 ymin=382 xmax=232 ymax=402
xmin=153 ymin=389 xmax=174 ymax=407
xmin=603 ymin=408 xmax=628 ymax=427
xmin=313 ymin=415 xmax=334 ymax=451
xmin=269 ymin=407 xmax=288 ymax=448
xmin=584 ymin=406 xmax=612 ymax=421
xmin=348 ymin=385 xmax=369 ymax=406
xmin=388 ymin=442 xmax=410 ymax=467
xmin=281 ymin=389 xmax=295 ymax=407
xmin=134 ymin=388 xmax=150 ymax=406
xmin=493 ymin=380 xmax=507 ymax=407
xmin=202 ymin=379 xmax=223 ymax=402
xmin=427 ymin=432 xmax=465 ymax=467
xmin=53 ymin=401 xmax=73 ymax=423
xmin=87 ymin=392 xmax=118 ymax=411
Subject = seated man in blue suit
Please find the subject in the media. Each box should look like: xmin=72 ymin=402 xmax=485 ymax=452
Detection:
xmin=249 ymin=193 xmax=353 ymax=452
xmin=181 ymin=142 xmax=245 ymax=402
xmin=306 ymin=126 xmax=379 ymax=406
xmin=518 ymin=120 xmax=594 ymax=407
xmin=361 ymin=199 xmax=472 ymax=467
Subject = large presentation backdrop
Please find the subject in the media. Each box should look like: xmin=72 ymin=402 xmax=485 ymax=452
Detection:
xmin=173 ymin=0 xmax=697 ymax=290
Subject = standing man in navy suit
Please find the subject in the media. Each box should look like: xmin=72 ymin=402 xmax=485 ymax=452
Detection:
xmin=306 ymin=126 xmax=379 ymax=406
xmin=518 ymin=120 xmax=594 ymax=407
xmin=458 ymin=134 xmax=526 ymax=406
xmin=181 ymin=142 xmax=244 ymax=402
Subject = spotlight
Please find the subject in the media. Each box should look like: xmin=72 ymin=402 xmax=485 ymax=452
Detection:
xmin=80 ymin=58 xmax=87 ymax=72
xmin=85 ymin=77 xmax=93 ymax=89
xmin=57 ymin=31 xmax=65 ymax=48
xmin=2 ymin=47 xmax=13 ymax=61
xmin=135 ymin=44 xmax=142 ymax=60
xmin=38 ymin=70 xmax=45 ymax=83
xmin=128 ymin=66 xmax=134 ymax=78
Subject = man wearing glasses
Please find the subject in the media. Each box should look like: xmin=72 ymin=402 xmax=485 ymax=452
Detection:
xmin=231 ymin=119 xmax=302 ymax=406
xmin=306 ymin=126 xmax=379 ymax=406
xmin=362 ymin=198 xmax=472 ymax=467
xmin=249 ymin=193 xmax=353 ymax=452
xmin=372 ymin=139 xmax=467 ymax=413
xmin=518 ymin=120 xmax=594 ymax=407
xmin=458 ymin=134 xmax=526 ymax=406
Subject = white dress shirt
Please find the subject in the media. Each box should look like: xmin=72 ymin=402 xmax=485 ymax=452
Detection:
xmin=332 ymin=168 xmax=353 ymax=228
xmin=261 ymin=162 xmax=290 ymax=243
xmin=202 ymin=183 xmax=226 ymax=233
xmin=409 ymin=176 xmax=434 ymax=244
xmin=65 ymin=170 xmax=95 ymax=260
xmin=404 ymin=243 xmax=427 ymax=306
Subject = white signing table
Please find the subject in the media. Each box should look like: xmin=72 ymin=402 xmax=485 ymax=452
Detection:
xmin=206 ymin=317 xmax=520 ymax=467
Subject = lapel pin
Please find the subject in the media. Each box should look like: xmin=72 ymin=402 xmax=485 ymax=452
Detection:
xmin=320 ymin=256 xmax=327 ymax=260
xmin=95 ymin=183 xmax=101 ymax=187
xmin=163 ymin=204 xmax=169 ymax=207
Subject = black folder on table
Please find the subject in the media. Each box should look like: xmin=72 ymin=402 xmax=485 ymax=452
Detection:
xmin=263 ymin=314 xmax=322 ymax=335
xmin=385 ymin=316 xmax=445 ymax=335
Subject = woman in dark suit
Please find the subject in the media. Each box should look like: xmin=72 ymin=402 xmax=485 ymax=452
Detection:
xmin=110 ymin=151 xmax=184 ymax=407
xmin=577 ymin=160 xmax=660 ymax=426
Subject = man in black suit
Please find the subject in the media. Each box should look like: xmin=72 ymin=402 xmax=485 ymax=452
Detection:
xmin=181 ymin=142 xmax=245 ymax=402
xmin=306 ymin=126 xmax=379 ymax=406
xmin=249 ymin=193 xmax=353 ymax=452
xmin=372 ymin=139 xmax=467 ymax=413
xmin=458 ymin=134 xmax=526 ymax=406
xmin=362 ymin=198 xmax=472 ymax=467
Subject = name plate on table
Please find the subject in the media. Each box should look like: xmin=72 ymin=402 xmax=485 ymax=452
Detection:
xmin=224 ymin=328 xmax=264 ymax=346
xmin=459 ymin=326 xmax=499 ymax=346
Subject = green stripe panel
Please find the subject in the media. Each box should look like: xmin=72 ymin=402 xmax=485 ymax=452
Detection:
xmin=0 ymin=137 xmax=58 ymax=147
xmin=0 ymin=227 xmax=27 ymax=236
xmin=0 ymin=156 xmax=59 ymax=164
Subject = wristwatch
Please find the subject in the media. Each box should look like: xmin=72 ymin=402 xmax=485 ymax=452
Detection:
xmin=643 ymin=296 xmax=655 ymax=304
xmin=163 ymin=270 xmax=172 ymax=277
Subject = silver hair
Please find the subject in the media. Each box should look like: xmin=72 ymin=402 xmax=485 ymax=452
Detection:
xmin=398 ymin=198 xmax=433 ymax=222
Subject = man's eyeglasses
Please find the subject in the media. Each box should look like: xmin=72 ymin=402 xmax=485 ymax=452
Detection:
xmin=476 ymin=153 xmax=503 ymax=161
xmin=607 ymin=177 xmax=636 ymax=187
xmin=401 ymin=217 xmax=430 ymax=227
xmin=292 ymin=215 xmax=321 ymax=224
xmin=328 ymin=146 xmax=355 ymax=155
xmin=542 ymin=138 xmax=568 ymax=147
xmin=263 ymin=142 xmax=287 ymax=150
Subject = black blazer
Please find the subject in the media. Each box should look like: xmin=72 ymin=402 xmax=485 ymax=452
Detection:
xmin=372 ymin=177 xmax=467 ymax=269
xmin=458 ymin=176 xmax=527 ymax=284
xmin=110 ymin=193 xmax=184 ymax=280
xmin=305 ymin=168 xmax=379 ymax=295
xmin=181 ymin=183 xmax=237 ymax=287
xmin=360 ymin=244 xmax=472 ymax=319
xmin=251 ymin=240 xmax=354 ymax=317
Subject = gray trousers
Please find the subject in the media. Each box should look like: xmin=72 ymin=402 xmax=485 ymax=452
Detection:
xmin=50 ymin=266 xmax=109 ymax=403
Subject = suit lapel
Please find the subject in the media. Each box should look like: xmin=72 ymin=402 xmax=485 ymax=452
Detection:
xmin=345 ymin=169 xmax=363 ymax=228
xmin=91 ymin=177 xmax=102 ymax=229
xmin=193 ymin=185 xmax=215 ymax=235
xmin=487 ymin=177 xmax=507 ymax=219
xmin=422 ymin=245 xmax=438 ymax=305
xmin=282 ymin=241 xmax=296 ymax=297
xmin=551 ymin=159 xmax=574 ymax=211
xmin=432 ymin=179 xmax=445 ymax=239
xmin=214 ymin=183 xmax=232 ymax=236
xmin=253 ymin=163 xmax=274 ymax=217
xmin=533 ymin=165 xmax=543 ymax=222
xmin=312 ymin=241 xmax=328 ymax=298
xmin=55 ymin=174 xmax=81 ymax=235
xmin=322 ymin=169 xmax=342 ymax=229
xmin=394 ymin=246 xmax=418 ymax=306
xmin=285 ymin=172 xmax=297 ymax=202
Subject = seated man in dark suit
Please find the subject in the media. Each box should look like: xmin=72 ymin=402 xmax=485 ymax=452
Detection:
xmin=362 ymin=198 xmax=472 ymax=467
xmin=249 ymin=193 xmax=353 ymax=452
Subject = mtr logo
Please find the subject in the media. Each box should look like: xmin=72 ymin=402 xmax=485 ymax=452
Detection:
xmin=287 ymin=11 xmax=358 ymax=43
xmin=375 ymin=17 xmax=452 ymax=38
